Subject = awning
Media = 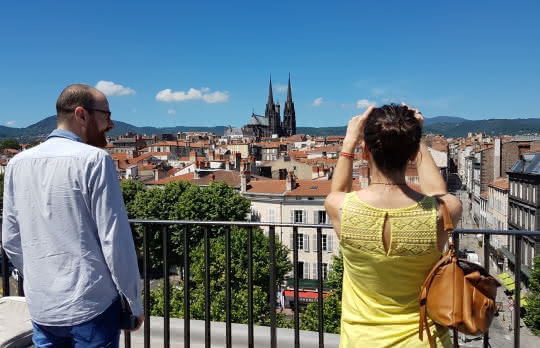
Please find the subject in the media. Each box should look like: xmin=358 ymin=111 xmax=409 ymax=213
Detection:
xmin=504 ymin=282 xmax=515 ymax=291
xmin=512 ymin=294 xmax=529 ymax=308
xmin=499 ymin=248 xmax=532 ymax=279
xmin=498 ymin=272 xmax=511 ymax=280
xmin=503 ymin=277 xmax=515 ymax=286
xmin=284 ymin=290 xmax=330 ymax=304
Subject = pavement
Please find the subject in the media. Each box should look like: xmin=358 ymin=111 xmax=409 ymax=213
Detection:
xmin=454 ymin=190 xmax=540 ymax=348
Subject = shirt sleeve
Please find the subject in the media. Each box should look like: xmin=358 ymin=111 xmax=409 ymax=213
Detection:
xmin=90 ymin=153 xmax=143 ymax=317
xmin=1 ymin=163 xmax=24 ymax=275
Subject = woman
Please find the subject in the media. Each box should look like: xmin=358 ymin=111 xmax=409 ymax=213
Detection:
xmin=325 ymin=104 xmax=462 ymax=347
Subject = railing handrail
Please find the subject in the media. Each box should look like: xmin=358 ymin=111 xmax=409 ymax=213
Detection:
xmin=127 ymin=219 xmax=334 ymax=229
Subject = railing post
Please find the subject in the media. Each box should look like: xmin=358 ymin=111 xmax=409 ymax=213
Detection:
xmin=452 ymin=231 xmax=459 ymax=348
xmin=247 ymin=227 xmax=254 ymax=348
xmin=184 ymin=226 xmax=191 ymax=348
xmin=143 ymin=225 xmax=151 ymax=348
xmin=162 ymin=225 xmax=170 ymax=348
xmin=292 ymin=226 xmax=300 ymax=348
xmin=204 ymin=226 xmax=211 ymax=348
xmin=16 ymin=272 xmax=23 ymax=296
xmin=2 ymin=247 xmax=9 ymax=297
xmin=225 ymin=226 xmax=232 ymax=348
xmin=317 ymin=227 xmax=324 ymax=348
xmin=514 ymin=234 xmax=522 ymax=348
xmin=269 ymin=225 xmax=277 ymax=348
xmin=483 ymin=233 xmax=490 ymax=348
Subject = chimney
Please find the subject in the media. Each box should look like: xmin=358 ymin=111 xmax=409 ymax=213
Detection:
xmin=210 ymin=173 xmax=216 ymax=182
xmin=240 ymin=169 xmax=251 ymax=193
xmin=494 ymin=138 xmax=501 ymax=179
xmin=286 ymin=172 xmax=296 ymax=191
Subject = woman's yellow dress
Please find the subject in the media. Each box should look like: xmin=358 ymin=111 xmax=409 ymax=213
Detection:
xmin=339 ymin=192 xmax=452 ymax=347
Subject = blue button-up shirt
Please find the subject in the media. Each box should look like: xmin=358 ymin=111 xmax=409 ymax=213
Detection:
xmin=2 ymin=130 xmax=142 ymax=325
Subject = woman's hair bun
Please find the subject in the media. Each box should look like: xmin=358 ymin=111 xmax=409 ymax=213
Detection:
xmin=363 ymin=104 xmax=422 ymax=174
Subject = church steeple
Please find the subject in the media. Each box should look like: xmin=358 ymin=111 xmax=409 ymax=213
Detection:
xmin=265 ymin=75 xmax=280 ymax=136
xmin=286 ymin=73 xmax=292 ymax=103
xmin=282 ymin=73 xmax=296 ymax=136
xmin=268 ymin=75 xmax=274 ymax=105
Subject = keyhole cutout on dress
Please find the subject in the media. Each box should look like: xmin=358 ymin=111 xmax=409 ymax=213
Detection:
xmin=382 ymin=212 xmax=392 ymax=255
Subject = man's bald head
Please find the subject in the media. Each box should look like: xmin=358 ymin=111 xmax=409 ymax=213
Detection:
xmin=56 ymin=84 xmax=105 ymax=124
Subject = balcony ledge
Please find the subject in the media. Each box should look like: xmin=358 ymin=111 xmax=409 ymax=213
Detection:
xmin=120 ymin=317 xmax=340 ymax=348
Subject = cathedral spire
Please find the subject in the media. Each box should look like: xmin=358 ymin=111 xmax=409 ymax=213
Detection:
xmin=268 ymin=75 xmax=274 ymax=105
xmin=286 ymin=73 xmax=292 ymax=103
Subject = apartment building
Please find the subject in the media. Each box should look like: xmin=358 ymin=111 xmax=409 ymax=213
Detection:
xmin=505 ymin=152 xmax=540 ymax=286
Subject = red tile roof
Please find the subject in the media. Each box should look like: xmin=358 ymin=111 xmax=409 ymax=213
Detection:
xmin=480 ymin=192 xmax=489 ymax=199
xmin=488 ymin=179 xmax=509 ymax=191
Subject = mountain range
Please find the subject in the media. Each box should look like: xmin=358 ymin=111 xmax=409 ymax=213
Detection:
xmin=2 ymin=115 xmax=540 ymax=139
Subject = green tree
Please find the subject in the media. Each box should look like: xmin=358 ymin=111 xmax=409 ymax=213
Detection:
xmin=120 ymin=179 xmax=146 ymax=213
xmin=123 ymin=181 xmax=251 ymax=271
xmin=149 ymin=226 xmax=293 ymax=327
xmin=524 ymin=255 xmax=540 ymax=335
xmin=0 ymin=138 xmax=20 ymax=150
xmin=299 ymin=252 xmax=343 ymax=333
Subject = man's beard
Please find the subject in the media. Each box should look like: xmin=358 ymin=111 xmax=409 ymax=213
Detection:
xmin=86 ymin=120 xmax=108 ymax=148
xmin=87 ymin=132 xmax=107 ymax=148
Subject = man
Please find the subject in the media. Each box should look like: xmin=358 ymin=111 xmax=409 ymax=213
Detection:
xmin=2 ymin=84 xmax=143 ymax=347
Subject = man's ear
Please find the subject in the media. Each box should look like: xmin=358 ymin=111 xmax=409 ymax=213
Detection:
xmin=73 ymin=106 xmax=86 ymax=125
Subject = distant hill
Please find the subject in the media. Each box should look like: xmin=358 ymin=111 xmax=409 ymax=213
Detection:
xmin=423 ymin=116 xmax=467 ymax=126
xmin=3 ymin=115 xmax=540 ymax=139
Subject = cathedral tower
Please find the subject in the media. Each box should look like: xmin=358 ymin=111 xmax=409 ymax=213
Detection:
xmin=265 ymin=76 xmax=281 ymax=136
xmin=282 ymin=73 xmax=296 ymax=136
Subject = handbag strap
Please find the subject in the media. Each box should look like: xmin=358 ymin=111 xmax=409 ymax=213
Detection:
xmin=437 ymin=197 xmax=455 ymax=241
xmin=418 ymin=197 xmax=456 ymax=348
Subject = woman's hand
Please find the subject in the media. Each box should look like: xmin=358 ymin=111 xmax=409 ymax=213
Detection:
xmin=343 ymin=106 xmax=374 ymax=151
xmin=402 ymin=103 xmax=424 ymax=130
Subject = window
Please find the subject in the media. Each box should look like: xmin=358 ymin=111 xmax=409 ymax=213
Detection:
xmin=268 ymin=208 xmax=276 ymax=223
xmin=312 ymin=233 xmax=333 ymax=252
xmin=314 ymin=210 xmax=327 ymax=224
xmin=310 ymin=263 xmax=329 ymax=280
xmin=292 ymin=209 xmax=305 ymax=223
xmin=290 ymin=232 xmax=309 ymax=251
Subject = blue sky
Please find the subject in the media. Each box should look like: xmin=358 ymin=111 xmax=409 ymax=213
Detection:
xmin=1 ymin=1 xmax=539 ymax=128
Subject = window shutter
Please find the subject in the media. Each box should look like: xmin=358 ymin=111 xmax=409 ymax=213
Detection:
xmin=289 ymin=232 xmax=294 ymax=250
xmin=312 ymin=263 xmax=318 ymax=279
xmin=291 ymin=210 xmax=294 ymax=223
xmin=303 ymin=209 xmax=307 ymax=223
xmin=312 ymin=233 xmax=318 ymax=252
xmin=328 ymin=234 xmax=334 ymax=253
xmin=314 ymin=211 xmax=318 ymax=224
xmin=305 ymin=263 xmax=310 ymax=279
xmin=305 ymin=234 xmax=310 ymax=252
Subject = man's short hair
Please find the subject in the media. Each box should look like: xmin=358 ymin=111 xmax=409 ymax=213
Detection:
xmin=56 ymin=84 xmax=96 ymax=124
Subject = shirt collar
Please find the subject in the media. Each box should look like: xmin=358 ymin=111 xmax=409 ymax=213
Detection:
xmin=47 ymin=129 xmax=84 ymax=143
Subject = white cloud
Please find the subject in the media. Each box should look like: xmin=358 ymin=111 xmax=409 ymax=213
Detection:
xmin=156 ymin=87 xmax=229 ymax=104
xmin=95 ymin=80 xmax=136 ymax=96
xmin=312 ymin=97 xmax=323 ymax=106
xmin=6 ymin=120 xmax=16 ymax=126
xmin=168 ymin=109 xmax=176 ymax=114
xmin=274 ymin=84 xmax=287 ymax=94
xmin=356 ymin=99 xmax=376 ymax=109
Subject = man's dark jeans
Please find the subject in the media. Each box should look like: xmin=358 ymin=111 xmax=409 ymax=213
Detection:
xmin=31 ymin=298 xmax=121 ymax=347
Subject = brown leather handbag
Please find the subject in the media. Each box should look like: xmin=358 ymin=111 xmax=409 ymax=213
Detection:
xmin=418 ymin=199 xmax=500 ymax=348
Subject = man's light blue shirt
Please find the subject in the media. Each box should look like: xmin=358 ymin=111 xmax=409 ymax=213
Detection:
xmin=2 ymin=130 xmax=142 ymax=326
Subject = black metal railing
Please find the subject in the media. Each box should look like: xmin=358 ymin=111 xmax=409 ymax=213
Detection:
xmin=2 ymin=223 xmax=540 ymax=348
